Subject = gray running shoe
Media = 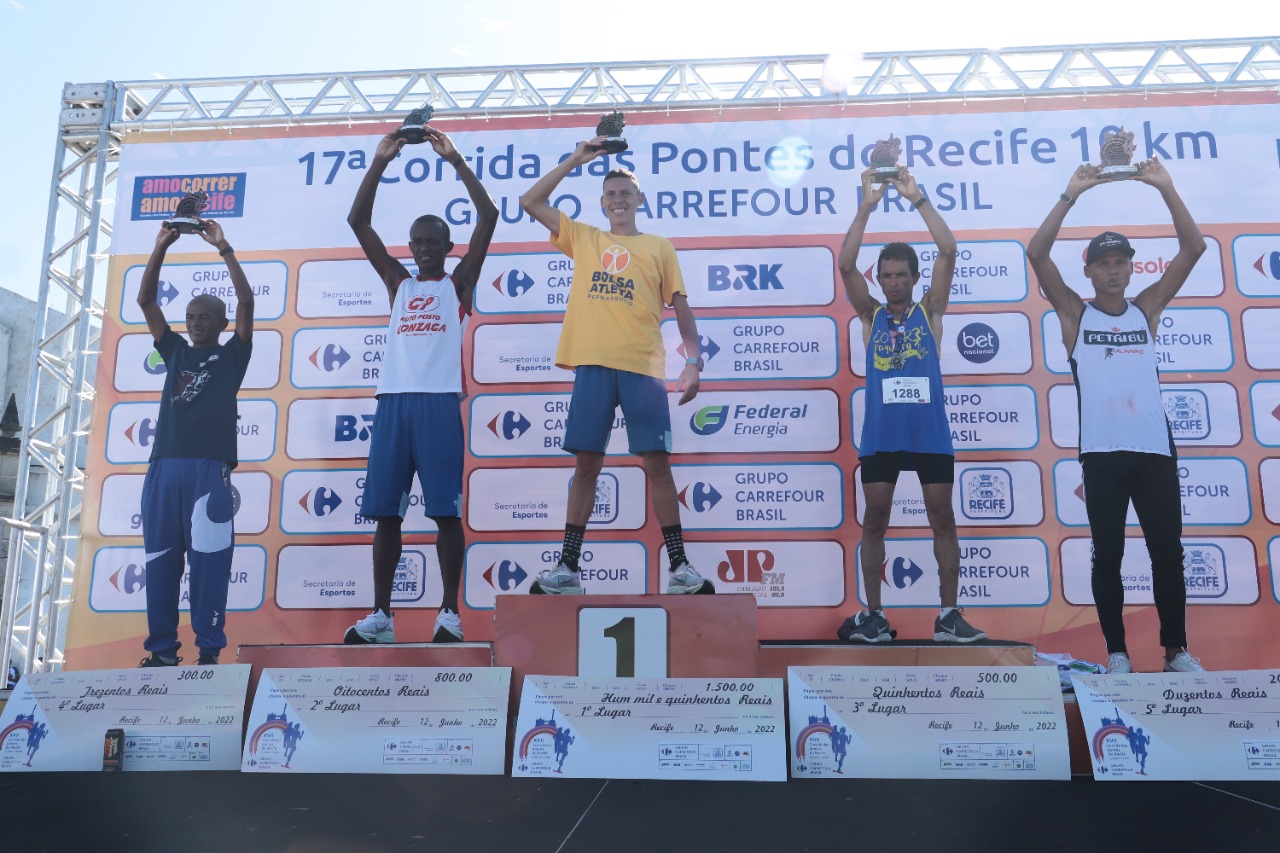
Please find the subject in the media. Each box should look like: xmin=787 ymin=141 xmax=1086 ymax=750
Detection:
xmin=666 ymin=561 xmax=714 ymax=594
xmin=933 ymin=608 xmax=988 ymax=643
xmin=837 ymin=609 xmax=896 ymax=643
xmin=1106 ymin=652 xmax=1133 ymax=674
xmin=530 ymin=563 xmax=585 ymax=595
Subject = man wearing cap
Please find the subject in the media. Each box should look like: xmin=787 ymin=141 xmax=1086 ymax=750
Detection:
xmin=1027 ymin=157 xmax=1207 ymax=675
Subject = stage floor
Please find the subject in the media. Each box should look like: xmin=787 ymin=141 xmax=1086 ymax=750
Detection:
xmin=4 ymin=771 xmax=1278 ymax=851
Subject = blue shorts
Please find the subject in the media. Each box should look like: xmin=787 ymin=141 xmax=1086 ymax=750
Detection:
xmin=563 ymin=365 xmax=672 ymax=455
xmin=361 ymin=393 xmax=463 ymax=518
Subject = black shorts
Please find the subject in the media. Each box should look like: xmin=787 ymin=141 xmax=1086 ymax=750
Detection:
xmin=859 ymin=451 xmax=955 ymax=486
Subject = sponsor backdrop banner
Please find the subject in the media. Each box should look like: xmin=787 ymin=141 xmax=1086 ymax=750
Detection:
xmin=68 ymin=94 xmax=1279 ymax=669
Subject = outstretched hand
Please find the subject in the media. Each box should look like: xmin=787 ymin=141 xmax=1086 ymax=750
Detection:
xmin=677 ymin=364 xmax=701 ymax=405
xmin=570 ymin=137 xmax=608 ymax=167
xmin=859 ymin=167 xmax=890 ymax=208
xmin=1134 ymin=156 xmax=1173 ymax=190
xmin=886 ymin=166 xmax=924 ymax=204
xmin=197 ymin=219 xmax=227 ymax=247
xmin=374 ymin=132 xmax=406 ymax=164
xmin=1065 ymin=163 xmax=1106 ymax=199
xmin=154 ymin=224 xmax=181 ymax=250
xmin=424 ymin=126 xmax=459 ymax=162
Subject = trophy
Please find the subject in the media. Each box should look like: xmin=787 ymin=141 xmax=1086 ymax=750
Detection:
xmin=593 ymin=110 xmax=628 ymax=155
xmin=395 ymin=103 xmax=434 ymax=144
xmin=869 ymin=135 xmax=902 ymax=183
xmin=165 ymin=191 xmax=207 ymax=234
xmin=1098 ymin=127 xmax=1139 ymax=180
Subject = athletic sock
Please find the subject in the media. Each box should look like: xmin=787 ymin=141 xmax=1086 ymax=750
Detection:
xmin=939 ymin=606 xmax=956 ymax=619
xmin=560 ymin=524 xmax=586 ymax=572
xmin=661 ymin=524 xmax=688 ymax=569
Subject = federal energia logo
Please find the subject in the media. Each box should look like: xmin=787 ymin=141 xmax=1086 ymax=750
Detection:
xmin=493 ymin=269 xmax=535 ymax=297
xmin=600 ymin=245 xmax=630 ymax=275
xmin=487 ymin=410 xmax=532 ymax=440
xmin=309 ymin=344 xmax=351 ymax=372
xmin=677 ymin=481 xmax=722 ymax=512
xmin=143 ymin=349 xmax=167 ymax=375
xmin=690 ymin=405 xmax=729 ymax=436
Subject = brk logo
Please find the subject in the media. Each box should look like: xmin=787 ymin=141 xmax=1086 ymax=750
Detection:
xmin=124 ymin=418 xmax=158 ymax=448
xmin=487 ymin=410 xmax=532 ymax=440
xmin=717 ymin=549 xmax=774 ymax=583
xmin=677 ymin=482 xmax=722 ymax=512
xmin=108 ymin=563 xmax=147 ymax=594
xmin=334 ymin=414 xmax=375 ymax=443
xmin=143 ymin=350 xmax=166 ymax=375
xmin=308 ymin=344 xmax=351 ymax=372
xmin=961 ymin=468 xmax=1014 ymax=520
xmin=493 ymin=269 xmax=535 ymax=297
xmin=157 ymin=280 xmax=180 ymax=308
xmin=883 ymin=556 xmax=924 ymax=589
xmin=956 ymin=322 xmax=999 ymax=364
xmin=1253 ymin=250 xmax=1280 ymax=280
xmin=299 ymin=487 xmax=343 ymax=517
xmin=406 ymin=295 xmax=439 ymax=312
xmin=482 ymin=559 xmax=529 ymax=591
xmin=690 ymin=405 xmax=729 ymax=436
xmin=708 ymin=264 xmax=783 ymax=291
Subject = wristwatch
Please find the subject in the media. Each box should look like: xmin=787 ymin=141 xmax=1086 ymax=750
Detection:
xmin=685 ymin=356 xmax=704 ymax=372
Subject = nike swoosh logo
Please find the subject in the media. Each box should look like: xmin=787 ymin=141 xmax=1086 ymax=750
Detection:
xmin=144 ymin=549 xmax=171 ymax=564
xmin=191 ymin=493 xmax=233 ymax=554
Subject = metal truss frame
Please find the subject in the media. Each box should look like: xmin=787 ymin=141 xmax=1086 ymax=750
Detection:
xmin=4 ymin=37 xmax=1278 ymax=675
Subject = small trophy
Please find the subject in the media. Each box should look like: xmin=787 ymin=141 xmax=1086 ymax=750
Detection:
xmin=1098 ymin=127 xmax=1139 ymax=180
xmin=165 ymin=191 xmax=207 ymax=234
xmin=869 ymin=135 xmax=902 ymax=183
xmin=593 ymin=110 xmax=628 ymax=155
xmin=395 ymin=103 xmax=434 ymax=144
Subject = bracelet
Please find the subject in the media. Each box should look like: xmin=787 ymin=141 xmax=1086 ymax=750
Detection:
xmin=449 ymin=155 xmax=464 ymax=167
xmin=911 ymin=196 xmax=931 ymax=210
xmin=1059 ymin=193 xmax=1074 ymax=206
xmin=218 ymin=245 xmax=235 ymax=257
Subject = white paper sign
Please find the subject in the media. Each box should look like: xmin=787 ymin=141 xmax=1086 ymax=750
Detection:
xmin=512 ymin=676 xmax=786 ymax=781
xmin=1072 ymin=670 xmax=1280 ymax=780
xmin=241 ymin=667 xmax=511 ymax=774
xmin=0 ymin=666 xmax=250 ymax=772
xmin=788 ymin=666 xmax=1070 ymax=780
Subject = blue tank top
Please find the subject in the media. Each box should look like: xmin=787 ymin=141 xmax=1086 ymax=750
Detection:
xmin=860 ymin=302 xmax=953 ymax=457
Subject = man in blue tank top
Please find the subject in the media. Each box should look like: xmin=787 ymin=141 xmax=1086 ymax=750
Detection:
xmin=836 ymin=166 xmax=986 ymax=644
xmin=1028 ymin=157 xmax=1206 ymax=675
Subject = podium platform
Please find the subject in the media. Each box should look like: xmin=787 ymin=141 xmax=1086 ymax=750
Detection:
xmin=237 ymin=642 xmax=494 ymax=697
xmin=758 ymin=639 xmax=1036 ymax=678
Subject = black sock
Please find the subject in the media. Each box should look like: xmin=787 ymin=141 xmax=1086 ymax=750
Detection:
xmin=561 ymin=524 xmax=586 ymax=571
xmin=661 ymin=524 xmax=688 ymax=569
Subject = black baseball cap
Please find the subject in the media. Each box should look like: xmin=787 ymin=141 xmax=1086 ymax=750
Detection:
xmin=1085 ymin=231 xmax=1135 ymax=264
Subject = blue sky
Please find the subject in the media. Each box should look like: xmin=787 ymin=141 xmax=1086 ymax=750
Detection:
xmin=0 ymin=0 xmax=1250 ymax=302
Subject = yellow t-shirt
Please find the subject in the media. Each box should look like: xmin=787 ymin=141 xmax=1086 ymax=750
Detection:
xmin=551 ymin=211 xmax=685 ymax=379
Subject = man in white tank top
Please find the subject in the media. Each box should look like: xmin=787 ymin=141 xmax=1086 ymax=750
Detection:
xmin=1028 ymin=157 xmax=1206 ymax=675
xmin=342 ymin=127 xmax=497 ymax=645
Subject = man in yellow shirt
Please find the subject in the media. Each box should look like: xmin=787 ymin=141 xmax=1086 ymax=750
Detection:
xmin=519 ymin=136 xmax=711 ymax=594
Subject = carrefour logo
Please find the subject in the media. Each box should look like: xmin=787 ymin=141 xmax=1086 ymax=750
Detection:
xmin=957 ymin=322 xmax=1000 ymax=364
xmin=309 ymin=344 xmax=351 ymax=373
xmin=883 ymin=556 xmax=924 ymax=589
xmin=708 ymin=263 xmax=782 ymax=291
xmin=157 ymin=280 xmax=180 ymax=307
xmin=493 ymin=269 xmax=535 ymax=297
xmin=334 ymin=414 xmax=375 ymax=443
xmin=143 ymin=350 xmax=166 ymax=375
xmin=124 ymin=418 xmax=158 ymax=448
xmin=487 ymin=410 xmax=532 ymax=440
xmin=482 ymin=559 xmax=529 ymax=591
xmin=1253 ymin=251 xmax=1280 ymax=280
xmin=677 ymin=482 xmax=722 ymax=512
xmin=690 ymin=405 xmax=730 ymax=436
xmin=961 ymin=468 xmax=1014 ymax=520
xmin=108 ymin=563 xmax=147 ymax=594
xmin=677 ymin=335 xmax=722 ymax=365
xmin=299 ymin=487 xmax=343 ymax=517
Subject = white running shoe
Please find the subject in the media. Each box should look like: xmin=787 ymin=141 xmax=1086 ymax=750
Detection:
xmin=530 ymin=563 xmax=584 ymax=595
xmin=1106 ymin=652 xmax=1132 ymax=674
xmin=344 ymin=609 xmax=395 ymax=644
xmin=1163 ymin=650 xmax=1205 ymax=673
xmin=666 ymin=561 xmax=714 ymax=594
xmin=433 ymin=608 xmax=463 ymax=642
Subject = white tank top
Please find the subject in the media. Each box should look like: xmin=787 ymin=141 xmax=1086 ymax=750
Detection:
xmin=376 ymin=274 xmax=467 ymax=396
xmin=1070 ymin=301 xmax=1171 ymax=456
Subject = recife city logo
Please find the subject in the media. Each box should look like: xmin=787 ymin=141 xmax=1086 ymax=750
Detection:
xmin=309 ymin=344 xmax=351 ymax=373
xmin=299 ymin=487 xmax=343 ymax=518
xmin=677 ymin=482 xmax=722 ymax=513
xmin=961 ymin=468 xmax=1014 ymax=520
xmin=483 ymin=559 xmax=529 ymax=592
xmin=488 ymin=410 xmax=532 ymax=441
xmin=1092 ymin=707 xmax=1151 ymax=776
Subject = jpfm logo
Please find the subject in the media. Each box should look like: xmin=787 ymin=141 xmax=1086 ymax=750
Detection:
xmin=1183 ymin=545 xmax=1226 ymax=598
xmin=334 ymin=414 xmax=375 ymax=443
xmin=677 ymin=335 xmax=722 ymax=364
xmin=717 ymin=549 xmax=774 ymax=583
xmin=690 ymin=405 xmax=730 ymax=436
xmin=309 ymin=344 xmax=351 ymax=372
xmin=708 ymin=264 xmax=782 ymax=291
xmin=108 ymin=563 xmax=147 ymax=594
xmin=493 ymin=269 xmax=535 ymax=297
xmin=124 ymin=418 xmax=158 ymax=448
xmin=956 ymin=322 xmax=1000 ymax=364
xmin=157 ymin=280 xmax=180 ymax=307
xmin=299 ymin=487 xmax=343 ymax=517
xmin=483 ymin=559 xmax=529 ymax=591
xmin=143 ymin=349 xmax=166 ymax=376
xmin=882 ymin=556 xmax=924 ymax=589
xmin=677 ymin=482 xmax=722 ymax=512
xmin=961 ymin=468 xmax=1014 ymax=520
xmin=1253 ymin=251 xmax=1280 ymax=280
xmin=487 ymin=410 xmax=532 ymax=440
xmin=1163 ymin=390 xmax=1209 ymax=440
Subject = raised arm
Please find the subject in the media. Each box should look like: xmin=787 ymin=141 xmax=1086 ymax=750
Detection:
xmin=836 ymin=168 xmax=889 ymax=321
xmin=198 ymin=219 xmax=253 ymax=344
xmin=425 ymin=127 xmax=497 ymax=313
xmin=347 ymin=132 xmax=412 ymax=292
xmin=137 ymin=225 xmax=180 ymax=344
xmin=1027 ymin=165 xmax=1102 ymax=348
xmin=899 ymin=170 xmax=957 ymax=321
xmin=672 ymin=293 xmax=701 ymax=405
xmin=519 ymin=138 xmax=607 ymax=237
xmin=1131 ymin=158 xmax=1206 ymax=327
